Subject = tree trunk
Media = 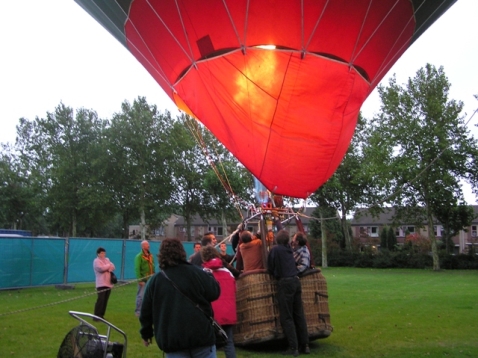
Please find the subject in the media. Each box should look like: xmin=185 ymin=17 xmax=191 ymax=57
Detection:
xmin=140 ymin=207 xmax=146 ymax=241
xmin=72 ymin=211 xmax=77 ymax=237
xmin=320 ymin=209 xmax=328 ymax=268
xmin=123 ymin=211 xmax=129 ymax=239
xmin=427 ymin=209 xmax=440 ymax=271
xmin=185 ymin=216 xmax=192 ymax=241
xmin=221 ymin=211 xmax=228 ymax=241
xmin=342 ymin=213 xmax=351 ymax=251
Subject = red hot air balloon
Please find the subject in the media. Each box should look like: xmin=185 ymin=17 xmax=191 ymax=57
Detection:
xmin=75 ymin=0 xmax=456 ymax=198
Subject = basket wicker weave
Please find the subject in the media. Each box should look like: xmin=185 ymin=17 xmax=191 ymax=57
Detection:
xmin=300 ymin=269 xmax=333 ymax=340
xmin=233 ymin=268 xmax=332 ymax=346
xmin=233 ymin=269 xmax=280 ymax=345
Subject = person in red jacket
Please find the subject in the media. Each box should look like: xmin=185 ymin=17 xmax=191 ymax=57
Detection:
xmin=201 ymin=246 xmax=237 ymax=358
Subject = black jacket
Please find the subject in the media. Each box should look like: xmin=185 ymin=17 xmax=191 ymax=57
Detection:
xmin=139 ymin=261 xmax=220 ymax=353
xmin=267 ymin=243 xmax=298 ymax=279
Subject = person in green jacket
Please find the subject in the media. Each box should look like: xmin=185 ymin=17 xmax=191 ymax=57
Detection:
xmin=135 ymin=240 xmax=155 ymax=317
xmin=140 ymin=238 xmax=220 ymax=357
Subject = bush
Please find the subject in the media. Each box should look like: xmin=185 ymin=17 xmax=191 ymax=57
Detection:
xmin=404 ymin=253 xmax=433 ymax=269
xmin=354 ymin=252 xmax=375 ymax=268
xmin=320 ymin=245 xmax=477 ymax=270
xmin=373 ymin=250 xmax=395 ymax=268
xmin=404 ymin=233 xmax=431 ymax=254
xmin=327 ymin=251 xmax=358 ymax=267
xmin=390 ymin=251 xmax=411 ymax=267
xmin=440 ymin=252 xmax=478 ymax=270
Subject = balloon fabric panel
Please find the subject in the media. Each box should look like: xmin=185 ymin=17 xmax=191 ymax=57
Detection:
xmin=75 ymin=0 xmax=457 ymax=198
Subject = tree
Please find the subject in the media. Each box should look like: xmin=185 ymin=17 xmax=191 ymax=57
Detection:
xmin=387 ymin=226 xmax=397 ymax=250
xmin=15 ymin=103 xmax=111 ymax=236
xmin=203 ymin=159 xmax=254 ymax=236
xmin=310 ymin=114 xmax=376 ymax=251
xmin=369 ymin=64 xmax=478 ymax=270
xmin=309 ymin=205 xmax=345 ymax=266
xmin=432 ymin=200 xmax=475 ymax=254
xmin=167 ymin=114 xmax=212 ymax=241
xmin=0 ymin=145 xmax=43 ymax=231
xmin=104 ymin=97 xmax=176 ymax=239
xmin=380 ymin=226 xmax=388 ymax=251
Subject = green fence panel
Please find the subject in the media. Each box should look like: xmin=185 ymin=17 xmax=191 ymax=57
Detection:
xmin=0 ymin=237 xmax=232 ymax=289
xmin=31 ymin=238 xmax=65 ymax=286
xmin=0 ymin=237 xmax=34 ymax=288
xmin=68 ymin=238 xmax=124 ymax=283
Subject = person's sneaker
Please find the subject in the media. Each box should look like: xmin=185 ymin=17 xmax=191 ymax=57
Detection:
xmin=282 ymin=347 xmax=299 ymax=356
xmin=301 ymin=344 xmax=310 ymax=354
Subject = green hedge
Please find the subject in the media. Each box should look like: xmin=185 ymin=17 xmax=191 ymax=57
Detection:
xmin=316 ymin=250 xmax=477 ymax=269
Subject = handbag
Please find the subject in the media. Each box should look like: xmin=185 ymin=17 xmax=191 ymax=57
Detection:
xmin=210 ymin=317 xmax=229 ymax=348
xmin=161 ymin=270 xmax=228 ymax=347
xmin=110 ymin=271 xmax=118 ymax=284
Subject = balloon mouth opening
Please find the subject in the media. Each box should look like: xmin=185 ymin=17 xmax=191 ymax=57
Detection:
xmin=255 ymin=44 xmax=277 ymax=50
xmin=175 ymin=46 xmax=370 ymax=85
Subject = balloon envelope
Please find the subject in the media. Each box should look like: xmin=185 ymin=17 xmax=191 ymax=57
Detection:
xmin=75 ymin=0 xmax=456 ymax=198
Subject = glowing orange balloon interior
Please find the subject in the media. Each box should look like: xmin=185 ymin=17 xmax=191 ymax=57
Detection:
xmin=75 ymin=0 xmax=456 ymax=198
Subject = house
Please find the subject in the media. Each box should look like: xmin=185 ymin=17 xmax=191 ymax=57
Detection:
xmin=129 ymin=205 xmax=478 ymax=253
xmin=171 ymin=207 xmax=317 ymax=241
xmin=350 ymin=206 xmax=478 ymax=254
xmin=128 ymin=214 xmax=181 ymax=240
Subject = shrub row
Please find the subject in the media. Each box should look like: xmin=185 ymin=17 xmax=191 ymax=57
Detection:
xmin=315 ymin=250 xmax=478 ymax=269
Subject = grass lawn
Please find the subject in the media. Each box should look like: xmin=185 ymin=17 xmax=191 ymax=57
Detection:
xmin=1 ymin=267 xmax=477 ymax=357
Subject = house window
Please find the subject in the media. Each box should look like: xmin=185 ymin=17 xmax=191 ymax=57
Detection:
xmin=153 ymin=227 xmax=165 ymax=236
xmin=406 ymin=226 xmax=415 ymax=234
xmin=395 ymin=228 xmax=403 ymax=237
xmin=472 ymin=225 xmax=477 ymax=237
xmin=368 ymin=226 xmax=379 ymax=237
xmin=208 ymin=226 xmax=224 ymax=236
xmin=433 ymin=226 xmax=442 ymax=237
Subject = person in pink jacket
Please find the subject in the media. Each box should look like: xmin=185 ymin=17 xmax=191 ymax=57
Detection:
xmin=201 ymin=246 xmax=237 ymax=358
xmin=93 ymin=247 xmax=115 ymax=321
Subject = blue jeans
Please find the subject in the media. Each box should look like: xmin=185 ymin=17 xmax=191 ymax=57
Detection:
xmin=135 ymin=283 xmax=145 ymax=316
xmin=222 ymin=325 xmax=236 ymax=358
xmin=165 ymin=345 xmax=216 ymax=358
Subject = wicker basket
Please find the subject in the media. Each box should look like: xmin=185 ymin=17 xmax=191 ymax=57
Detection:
xmin=300 ymin=269 xmax=333 ymax=340
xmin=233 ymin=269 xmax=281 ymax=345
xmin=233 ymin=268 xmax=332 ymax=346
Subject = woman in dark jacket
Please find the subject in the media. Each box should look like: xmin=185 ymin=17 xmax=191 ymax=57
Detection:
xmin=140 ymin=238 xmax=220 ymax=357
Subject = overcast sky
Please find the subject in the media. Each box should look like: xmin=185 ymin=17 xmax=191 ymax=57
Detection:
xmin=1 ymin=1 xmax=477 ymax=203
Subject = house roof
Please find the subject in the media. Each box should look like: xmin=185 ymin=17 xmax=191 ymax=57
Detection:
xmin=352 ymin=206 xmax=478 ymax=226
xmin=171 ymin=205 xmax=478 ymax=228
xmin=173 ymin=207 xmax=317 ymax=227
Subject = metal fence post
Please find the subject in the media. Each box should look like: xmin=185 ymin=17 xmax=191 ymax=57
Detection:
xmin=64 ymin=238 xmax=69 ymax=284
xmin=121 ymin=239 xmax=126 ymax=281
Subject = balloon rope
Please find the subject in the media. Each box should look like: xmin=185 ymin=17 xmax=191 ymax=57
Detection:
xmin=183 ymin=116 xmax=248 ymax=219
